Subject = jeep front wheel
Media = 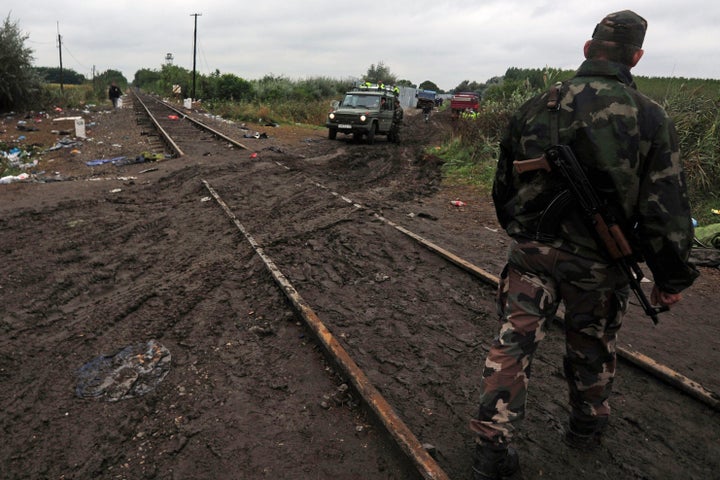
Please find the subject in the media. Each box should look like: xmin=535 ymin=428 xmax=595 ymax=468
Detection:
xmin=328 ymin=128 xmax=337 ymax=140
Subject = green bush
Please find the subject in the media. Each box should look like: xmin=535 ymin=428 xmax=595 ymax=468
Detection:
xmin=436 ymin=72 xmax=720 ymax=224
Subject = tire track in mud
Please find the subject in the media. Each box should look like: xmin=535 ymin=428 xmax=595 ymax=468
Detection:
xmin=0 ymin=165 xmax=419 ymax=479
xmin=198 ymin=149 xmax=719 ymax=480
xmin=119 ymin=93 xmax=720 ymax=479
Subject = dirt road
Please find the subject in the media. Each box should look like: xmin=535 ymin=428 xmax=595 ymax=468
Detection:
xmin=1 ymin=100 xmax=718 ymax=480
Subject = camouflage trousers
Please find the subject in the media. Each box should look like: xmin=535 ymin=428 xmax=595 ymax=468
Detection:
xmin=469 ymin=239 xmax=629 ymax=444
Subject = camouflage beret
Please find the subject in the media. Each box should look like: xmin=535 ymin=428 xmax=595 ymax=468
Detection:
xmin=592 ymin=10 xmax=647 ymax=48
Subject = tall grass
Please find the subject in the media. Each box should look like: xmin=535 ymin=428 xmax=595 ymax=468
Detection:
xmin=206 ymin=98 xmax=334 ymax=127
xmin=39 ymin=83 xmax=116 ymax=110
xmin=438 ymin=75 xmax=720 ymax=225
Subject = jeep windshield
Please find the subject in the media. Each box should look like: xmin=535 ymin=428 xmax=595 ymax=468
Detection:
xmin=340 ymin=94 xmax=382 ymax=109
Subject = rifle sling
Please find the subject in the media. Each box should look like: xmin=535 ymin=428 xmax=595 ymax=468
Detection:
xmin=534 ymin=189 xmax=573 ymax=242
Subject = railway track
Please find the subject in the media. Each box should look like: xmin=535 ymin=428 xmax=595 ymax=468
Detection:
xmin=128 ymin=90 xmax=720 ymax=479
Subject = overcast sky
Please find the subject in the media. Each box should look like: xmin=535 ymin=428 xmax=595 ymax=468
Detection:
xmin=7 ymin=0 xmax=719 ymax=91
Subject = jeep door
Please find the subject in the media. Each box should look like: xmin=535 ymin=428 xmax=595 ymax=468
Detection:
xmin=377 ymin=96 xmax=394 ymax=133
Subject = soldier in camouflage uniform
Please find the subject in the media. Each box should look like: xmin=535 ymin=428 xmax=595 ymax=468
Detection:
xmin=470 ymin=10 xmax=699 ymax=480
xmin=388 ymin=98 xmax=403 ymax=143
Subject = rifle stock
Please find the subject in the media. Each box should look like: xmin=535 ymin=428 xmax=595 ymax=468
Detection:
xmin=513 ymin=145 xmax=667 ymax=324
xmin=514 ymin=155 xmax=552 ymax=174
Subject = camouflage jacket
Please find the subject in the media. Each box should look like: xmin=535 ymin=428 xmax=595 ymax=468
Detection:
xmin=393 ymin=105 xmax=404 ymax=123
xmin=492 ymin=59 xmax=698 ymax=293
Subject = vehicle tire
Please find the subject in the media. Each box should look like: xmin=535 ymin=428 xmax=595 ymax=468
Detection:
xmin=366 ymin=124 xmax=376 ymax=144
xmin=328 ymin=128 xmax=337 ymax=140
xmin=353 ymin=132 xmax=363 ymax=142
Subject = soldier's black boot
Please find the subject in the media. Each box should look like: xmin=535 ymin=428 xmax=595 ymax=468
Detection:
xmin=471 ymin=441 xmax=521 ymax=480
xmin=564 ymin=414 xmax=608 ymax=451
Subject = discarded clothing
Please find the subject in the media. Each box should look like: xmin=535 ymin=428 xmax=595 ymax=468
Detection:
xmin=243 ymin=132 xmax=268 ymax=139
xmin=86 ymin=156 xmax=127 ymax=166
xmin=75 ymin=339 xmax=171 ymax=402
xmin=694 ymin=223 xmax=720 ymax=249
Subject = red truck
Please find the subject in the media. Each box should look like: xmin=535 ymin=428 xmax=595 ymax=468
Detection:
xmin=450 ymin=92 xmax=480 ymax=119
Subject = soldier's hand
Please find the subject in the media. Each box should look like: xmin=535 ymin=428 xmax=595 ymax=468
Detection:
xmin=651 ymin=285 xmax=682 ymax=307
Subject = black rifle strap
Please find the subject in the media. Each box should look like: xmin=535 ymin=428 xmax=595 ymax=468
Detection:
xmin=547 ymin=81 xmax=563 ymax=145
xmin=532 ymin=82 xmax=566 ymax=241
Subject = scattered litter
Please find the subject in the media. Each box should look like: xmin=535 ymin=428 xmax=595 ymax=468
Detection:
xmin=167 ymin=115 xmax=180 ymax=121
xmin=138 ymin=152 xmax=167 ymax=161
xmin=86 ymin=156 xmax=126 ymax=166
xmin=0 ymin=173 xmax=30 ymax=184
xmin=451 ymin=200 xmax=466 ymax=207
xmin=109 ymin=188 xmax=122 ymax=193
xmin=248 ymin=325 xmax=274 ymax=336
xmin=249 ymin=152 xmax=258 ymax=159
xmin=484 ymin=226 xmax=499 ymax=233
xmin=45 ymin=138 xmax=81 ymax=152
xmin=85 ymin=152 xmax=166 ymax=167
xmin=139 ymin=167 xmax=158 ymax=174
xmin=52 ymin=116 xmax=83 ymax=122
xmin=417 ymin=212 xmax=438 ymax=221
xmin=75 ymin=339 xmax=171 ymax=402
xmin=694 ymin=223 xmax=720 ymax=249
xmin=200 ymin=196 xmax=212 ymax=202
xmin=374 ymin=273 xmax=390 ymax=282
xmin=243 ymin=132 xmax=268 ymax=139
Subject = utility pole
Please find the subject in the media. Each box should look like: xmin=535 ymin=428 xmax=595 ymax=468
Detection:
xmin=57 ymin=22 xmax=64 ymax=93
xmin=190 ymin=13 xmax=202 ymax=101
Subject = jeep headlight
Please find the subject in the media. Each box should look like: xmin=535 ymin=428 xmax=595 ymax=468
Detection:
xmin=360 ymin=115 xmax=367 ymax=122
xmin=329 ymin=112 xmax=335 ymax=120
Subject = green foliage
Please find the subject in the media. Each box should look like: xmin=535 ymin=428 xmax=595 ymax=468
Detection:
xmin=34 ymin=67 xmax=85 ymax=84
xmin=419 ymin=80 xmax=440 ymax=92
xmin=363 ymin=61 xmax=397 ymax=84
xmin=252 ymin=74 xmax=295 ymax=102
xmin=452 ymin=80 xmax=484 ymax=94
xmin=438 ymin=69 xmax=720 ymax=224
xmin=436 ymin=138 xmax=497 ymax=192
xmin=42 ymin=83 xmax=101 ymax=109
xmin=134 ymin=68 xmax=161 ymax=88
xmin=397 ymin=79 xmax=416 ymax=88
xmin=0 ymin=14 xmax=43 ymax=111
xmin=657 ymin=81 xmax=720 ymax=224
xmin=208 ymin=98 xmax=332 ymax=126
xmin=206 ymin=73 xmax=253 ymax=101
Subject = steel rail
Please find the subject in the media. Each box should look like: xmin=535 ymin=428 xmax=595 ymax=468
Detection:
xmin=135 ymin=91 xmax=250 ymax=151
xmin=135 ymin=92 xmax=719 ymax=414
xmin=131 ymin=89 xmax=185 ymax=157
xmin=202 ymin=179 xmax=450 ymax=480
xmin=373 ymin=214 xmax=720 ymax=413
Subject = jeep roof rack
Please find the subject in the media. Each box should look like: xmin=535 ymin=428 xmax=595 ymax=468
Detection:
xmin=357 ymin=83 xmax=399 ymax=95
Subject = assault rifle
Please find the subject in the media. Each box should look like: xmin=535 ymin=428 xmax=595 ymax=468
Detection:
xmin=513 ymin=145 xmax=667 ymax=324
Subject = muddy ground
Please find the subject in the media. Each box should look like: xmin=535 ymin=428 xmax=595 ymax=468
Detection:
xmin=1 ymin=97 xmax=718 ymax=480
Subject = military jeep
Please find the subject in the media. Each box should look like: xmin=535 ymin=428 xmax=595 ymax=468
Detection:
xmin=326 ymin=85 xmax=400 ymax=144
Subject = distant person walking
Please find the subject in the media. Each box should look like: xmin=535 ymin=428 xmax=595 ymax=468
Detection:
xmin=108 ymin=82 xmax=122 ymax=109
xmin=422 ymin=102 xmax=432 ymax=122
